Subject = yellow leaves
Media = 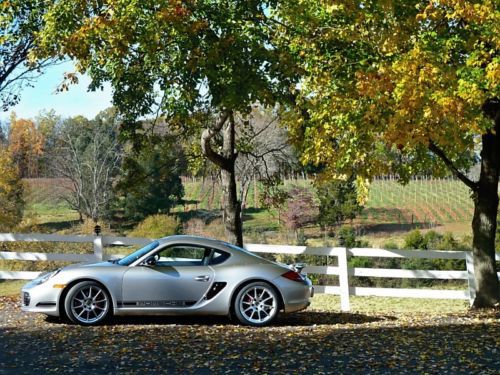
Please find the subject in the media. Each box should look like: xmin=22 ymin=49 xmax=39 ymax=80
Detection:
xmin=485 ymin=59 xmax=500 ymax=91
xmin=355 ymin=176 xmax=370 ymax=205
xmin=0 ymin=148 xmax=23 ymax=230
xmin=457 ymin=80 xmax=485 ymax=107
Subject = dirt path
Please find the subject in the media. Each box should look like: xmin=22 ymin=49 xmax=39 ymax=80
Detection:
xmin=0 ymin=296 xmax=498 ymax=374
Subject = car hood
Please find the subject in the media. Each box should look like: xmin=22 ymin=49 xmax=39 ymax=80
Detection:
xmin=62 ymin=261 xmax=120 ymax=271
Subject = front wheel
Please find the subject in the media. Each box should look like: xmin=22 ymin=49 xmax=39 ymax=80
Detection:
xmin=234 ymin=282 xmax=279 ymax=326
xmin=64 ymin=281 xmax=111 ymax=326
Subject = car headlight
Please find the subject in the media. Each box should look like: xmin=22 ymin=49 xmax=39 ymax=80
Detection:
xmin=32 ymin=269 xmax=60 ymax=286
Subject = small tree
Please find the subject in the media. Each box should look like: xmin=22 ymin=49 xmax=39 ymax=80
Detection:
xmin=316 ymin=178 xmax=363 ymax=233
xmin=0 ymin=147 xmax=24 ymax=230
xmin=283 ymin=187 xmax=318 ymax=238
xmin=50 ymin=109 xmax=121 ymax=222
xmin=117 ymin=136 xmax=185 ymax=221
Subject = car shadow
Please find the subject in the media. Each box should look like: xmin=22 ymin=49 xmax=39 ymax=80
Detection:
xmin=45 ymin=310 xmax=393 ymax=327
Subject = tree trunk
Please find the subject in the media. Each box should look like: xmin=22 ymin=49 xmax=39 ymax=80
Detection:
xmin=429 ymin=101 xmax=499 ymax=308
xmin=201 ymin=111 xmax=243 ymax=247
xmin=471 ymin=109 xmax=499 ymax=307
xmin=221 ymin=166 xmax=243 ymax=247
xmin=221 ymin=113 xmax=243 ymax=247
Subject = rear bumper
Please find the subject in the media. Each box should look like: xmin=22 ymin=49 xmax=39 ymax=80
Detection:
xmin=273 ymin=277 xmax=314 ymax=313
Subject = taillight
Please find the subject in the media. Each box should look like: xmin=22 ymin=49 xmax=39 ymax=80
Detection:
xmin=282 ymin=270 xmax=304 ymax=282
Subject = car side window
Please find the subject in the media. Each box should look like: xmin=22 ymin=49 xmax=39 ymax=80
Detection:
xmin=210 ymin=250 xmax=230 ymax=265
xmin=153 ymin=245 xmax=209 ymax=266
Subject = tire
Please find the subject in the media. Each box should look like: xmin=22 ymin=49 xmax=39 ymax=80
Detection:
xmin=64 ymin=281 xmax=112 ymax=326
xmin=234 ymin=282 xmax=279 ymax=326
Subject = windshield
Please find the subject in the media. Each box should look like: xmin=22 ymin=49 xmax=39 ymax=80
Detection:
xmin=117 ymin=241 xmax=160 ymax=266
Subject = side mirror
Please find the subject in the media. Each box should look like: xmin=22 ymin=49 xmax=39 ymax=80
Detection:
xmin=144 ymin=255 xmax=157 ymax=266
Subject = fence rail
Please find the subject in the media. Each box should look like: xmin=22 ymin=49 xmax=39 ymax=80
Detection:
xmin=1 ymin=233 xmax=499 ymax=311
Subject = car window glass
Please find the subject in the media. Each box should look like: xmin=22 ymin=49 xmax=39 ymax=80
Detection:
xmin=210 ymin=250 xmax=230 ymax=265
xmin=154 ymin=246 xmax=207 ymax=266
xmin=118 ymin=241 xmax=159 ymax=266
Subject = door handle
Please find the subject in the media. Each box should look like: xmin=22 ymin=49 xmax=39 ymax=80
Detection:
xmin=194 ymin=275 xmax=210 ymax=282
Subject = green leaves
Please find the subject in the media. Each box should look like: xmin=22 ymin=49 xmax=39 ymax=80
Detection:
xmin=37 ymin=0 xmax=299 ymax=121
xmin=276 ymin=0 xmax=499 ymax=185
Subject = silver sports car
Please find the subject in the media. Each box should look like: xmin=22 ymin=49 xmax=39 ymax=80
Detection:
xmin=21 ymin=235 xmax=313 ymax=326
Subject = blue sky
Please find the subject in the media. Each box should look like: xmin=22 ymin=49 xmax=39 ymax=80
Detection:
xmin=0 ymin=61 xmax=113 ymax=122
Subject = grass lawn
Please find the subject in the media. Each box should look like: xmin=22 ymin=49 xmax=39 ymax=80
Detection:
xmin=310 ymin=294 xmax=468 ymax=314
xmin=0 ymin=280 xmax=25 ymax=297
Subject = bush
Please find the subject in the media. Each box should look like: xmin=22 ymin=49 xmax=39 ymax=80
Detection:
xmin=296 ymin=229 xmax=307 ymax=246
xmin=283 ymin=187 xmax=318 ymax=231
xmin=129 ymin=215 xmax=181 ymax=238
xmin=382 ymin=240 xmax=399 ymax=250
xmin=79 ymin=218 xmax=109 ymax=235
xmin=403 ymin=230 xmax=427 ymax=249
xmin=316 ymin=177 xmax=363 ymax=229
xmin=337 ymin=226 xmax=369 ymax=248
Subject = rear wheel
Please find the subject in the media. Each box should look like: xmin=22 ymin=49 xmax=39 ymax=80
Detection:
xmin=64 ymin=281 xmax=111 ymax=326
xmin=234 ymin=282 xmax=279 ymax=326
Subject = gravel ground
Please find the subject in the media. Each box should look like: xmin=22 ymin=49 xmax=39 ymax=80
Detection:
xmin=0 ymin=296 xmax=498 ymax=374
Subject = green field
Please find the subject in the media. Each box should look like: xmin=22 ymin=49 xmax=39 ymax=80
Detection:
xmin=181 ymin=177 xmax=474 ymax=224
xmin=18 ymin=177 xmax=477 ymax=244
xmin=177 ymin=177 xmax=475 ymax=244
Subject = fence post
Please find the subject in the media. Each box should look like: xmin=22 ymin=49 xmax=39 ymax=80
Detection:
xmin=338 ymin=247 xmax=350 ymax=311
xmin=465 ymin=252 xmax=476 ymax=306
xmin=93 ymin=236 xmax=104 ymax=261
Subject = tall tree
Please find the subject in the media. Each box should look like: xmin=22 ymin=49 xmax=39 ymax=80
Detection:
xmin=236 ymin=106 xmax=297 ymax=213
xmin=36 ymin=109 xmax=61 ymax=176
xmin=278 ymin=1 xmax=499 ymax=307
xmin=50 ymin=109 xmax=122 ymax=222
xmin=37 ymin=0 xmax=298 ymax=246
xmin=8 ymin=113 xmax=44 ymax=178
xmin=0 ymin=147 xmax=24 ymax=230
xmin=0 ymin=0 xmax=54 ymax=110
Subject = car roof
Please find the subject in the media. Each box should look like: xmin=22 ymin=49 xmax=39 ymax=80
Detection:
xmin=157 ymin=235 xmax=264 ymax=261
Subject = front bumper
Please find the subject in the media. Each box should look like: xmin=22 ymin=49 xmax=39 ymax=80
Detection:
xmin=21 ymin=282 xmax=61 ymax=317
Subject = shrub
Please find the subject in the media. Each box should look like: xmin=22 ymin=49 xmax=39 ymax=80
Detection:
xmin=316 ymin=177 xmax=363 ymax=229
xmin=382 ymin=240 xmax=399 ymax=250
xmin=337 ymin=226 xmax=369 ymax=248
xmin=296 ymin=229 xmax=307 ymax=246
xmin=129 ymin=215 xmax=181 ymax=238
xmin=403 ymin=230 xmax=427 ymax=249
xmin=283 ymin=187 xmax=318 ymax=232
xmin=79 ymin=218 xmax=109 ymax=235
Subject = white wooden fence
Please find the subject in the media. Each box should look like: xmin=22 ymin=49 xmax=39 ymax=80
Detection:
xmin=1 ymin=233 xmax=499 ymax=311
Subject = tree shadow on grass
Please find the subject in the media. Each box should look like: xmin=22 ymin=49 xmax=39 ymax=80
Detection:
xmin=36 ymin=219 xmax=82 ymax=233
xmin=176 ymin=209 xmax=222 ymax=225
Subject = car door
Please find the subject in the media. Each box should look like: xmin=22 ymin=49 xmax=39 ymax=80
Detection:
xmin=121 ymin=244 xmax=214 ymax=307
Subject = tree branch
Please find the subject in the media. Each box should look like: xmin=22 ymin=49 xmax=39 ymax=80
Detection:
xmin=201 ymin=111 xmax=233 ymax=171
xmin=428 ymin=140 xmax=478 ymax=191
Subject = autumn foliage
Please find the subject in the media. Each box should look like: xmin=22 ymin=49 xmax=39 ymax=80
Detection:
xmin=8 ymin=114 xmax=44 ymax=178
xmin=0 ymin=147 xmax=24 ymax=230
